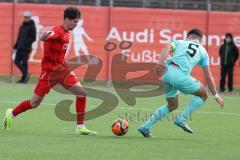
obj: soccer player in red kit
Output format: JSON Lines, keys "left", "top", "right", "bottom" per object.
{"left": 3, "top": 7, "right": 97, "bottom": 135}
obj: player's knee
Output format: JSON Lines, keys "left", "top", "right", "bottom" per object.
{"left": 203, "top": 93, "right": 208, "bottom": 101}
{"left": 30, "top": 100, "right": 41, "bottom": 108}
{"left": 81, "top": 89, "right": 87, "bottom": 96}
{"left": 200, "top": 91, "right": 208, "bottom": 101}
{"left": 76, "top": 88, "right": 87, "bottom": 97}
{"left": 168, "top": 103, "right": 178, "bottom": 111}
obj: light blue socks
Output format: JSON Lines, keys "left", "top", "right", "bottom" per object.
{"left": 143, "top": 105, "right": 169, "bottom": 130}
{"left": 142, "top": 96, "right": 204, "bottom": 130}
{"left": 176, "top": 96, "right": 204, "bottom": 124}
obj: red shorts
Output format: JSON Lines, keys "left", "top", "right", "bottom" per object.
{"left": 34, "top": 71, "right": 78, "bottom": 96}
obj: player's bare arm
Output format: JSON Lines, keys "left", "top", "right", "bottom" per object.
{"left": 40, "top": 31, "right": 52, "bottom": 41}
{"left": 202, "top": 66, "right": 224, "bottom": 108}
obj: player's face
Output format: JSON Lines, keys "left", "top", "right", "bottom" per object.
{"left": 67, "top": 18, "right": 80, "bottom": 31}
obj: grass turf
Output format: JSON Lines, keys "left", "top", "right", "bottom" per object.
{"left": 0, "top": 82, "right": 240, "bottom": 160}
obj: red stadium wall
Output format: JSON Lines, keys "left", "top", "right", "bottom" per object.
{"left": 0, "top": 3, "right": 239, "bottom": 85}
{"left": 0, "top": 3, "right": 14, "bottom": 75}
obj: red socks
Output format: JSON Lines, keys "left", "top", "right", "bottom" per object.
{"left": 12, "top": 98, "right": 86, "bottom": 125}
{"left": 12, "top": 100, "right": 32, "bottom": 117}
{"left": 76, "top": 96, "right": 86, "bottom": 125}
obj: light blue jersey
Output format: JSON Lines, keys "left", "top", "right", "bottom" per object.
{"left": 163, "top": 39, "right": 210, "bottom": 97}
{"left": 166, "top": 40, "right": 209, "bottom": 75}
{"left": 140, "top": 39, "right": 209, "bottom": 134}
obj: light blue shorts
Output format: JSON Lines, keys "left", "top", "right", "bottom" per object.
{"left": 162, "top": 65, "right": 201, "bottom": 98}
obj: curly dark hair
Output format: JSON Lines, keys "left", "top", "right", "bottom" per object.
{"left": 64, "top": 7, "right": 81, "bottom": 20}
{"left": 187, "top": 28, "right": 203, "bottom": 38}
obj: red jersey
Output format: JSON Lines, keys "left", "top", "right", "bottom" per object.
{"left": 42, "top": 25, "right": 70, "bottom": 72}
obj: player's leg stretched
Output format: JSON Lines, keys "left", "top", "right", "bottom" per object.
{"left": 3, "top": 94, "right": 44, "bottom": 130}
{"left": 174, "top": 85, "right": 208, "bottom": 133}
{"left": 68, "top": 83, "right": 97, "bottom": 135}
{"left": 138, "top": 96, "right": 178, "bottom": 137}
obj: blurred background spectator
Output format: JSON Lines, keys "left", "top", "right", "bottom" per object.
{"left": 219, "top": 33, "right": 239, "bottom": 94}
{"left": 13, "top": 11, "right": 36, "bottom": 83}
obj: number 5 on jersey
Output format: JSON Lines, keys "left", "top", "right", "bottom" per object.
{"left": 187, "top": 43, "right": 199, "bottom": 57}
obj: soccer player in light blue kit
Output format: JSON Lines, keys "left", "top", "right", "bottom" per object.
{"left": 138, "top": 28, "right": 224, "bottom": 137}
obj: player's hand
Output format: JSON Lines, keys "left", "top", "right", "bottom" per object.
{"left": 154, "top": 63, "right": 166, "bottom": 75}
{"left": 214, "top": 95, "right": 224, "bottom": 109}
{"left": 40, "top": 31, "right": 52, "bottom": 41}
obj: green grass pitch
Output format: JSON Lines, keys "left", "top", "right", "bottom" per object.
{"left": 0, "top": 82, "right": 240, "bottom": 160}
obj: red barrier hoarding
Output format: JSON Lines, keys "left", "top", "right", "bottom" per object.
{"left": 0, "top": 3, "right": 239, "bottom": 85}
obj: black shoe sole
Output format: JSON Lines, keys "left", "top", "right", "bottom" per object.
{"left": 138, "top": 128, "right": 151, "bottom": 137}
{"left": 176, "top": 123, "right": 193, "bottom": 134}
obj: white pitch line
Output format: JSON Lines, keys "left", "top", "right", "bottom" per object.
{"left": 0, "top": 100, "right": 240, "bottom": 117}
{"left": 0, "top": 101, "right": 56, "bottom": 106}
{"left": 195, "top": 111, "right": 240, "bottom": 116}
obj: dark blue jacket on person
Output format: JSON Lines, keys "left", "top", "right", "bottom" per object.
{"left": 219, "top": 33, "right": 239, "bottom": 66}
{"left": 14, "top": 19, "right": 36, "bottom": 52}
